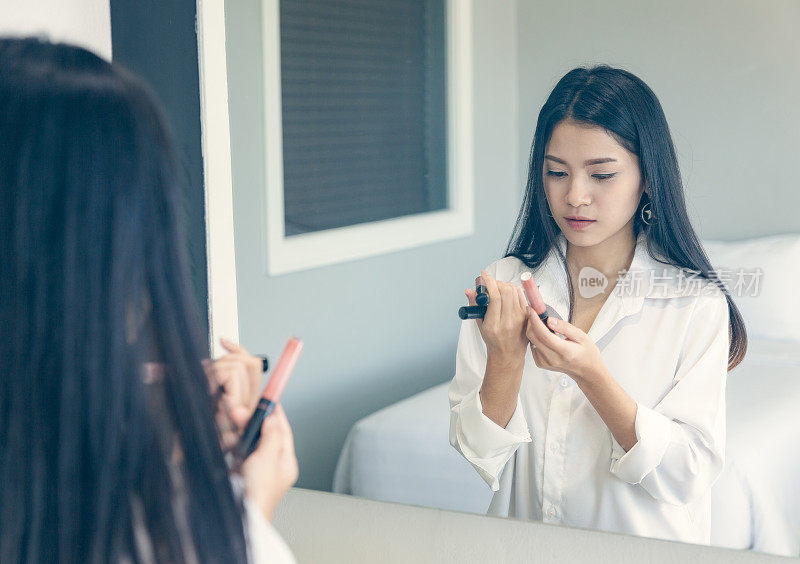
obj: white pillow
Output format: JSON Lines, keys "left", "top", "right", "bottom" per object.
{"left": 701, "top": 233, "right": 800, "bottom": 343}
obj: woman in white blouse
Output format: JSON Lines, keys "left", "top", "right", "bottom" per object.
{"left": 449, "top": 64, "right": 747, "bottom": 546}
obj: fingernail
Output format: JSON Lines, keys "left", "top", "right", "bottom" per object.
{"left": 548, "top": 318, "right": 557, "bottom": 327}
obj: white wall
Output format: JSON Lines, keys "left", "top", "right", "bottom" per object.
{"left": 0, "top": 0, "right": 111, "bottom": 59}
{"left": 516, "top": 0, "right": 800, "bottom": 241}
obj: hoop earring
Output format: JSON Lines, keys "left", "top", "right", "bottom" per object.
{"left": 640, "top": 202, "right": 654, "bottom": 225}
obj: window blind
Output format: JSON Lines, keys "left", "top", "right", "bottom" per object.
{"left": 279, "top": 0, "right": 447, "bottom": 236}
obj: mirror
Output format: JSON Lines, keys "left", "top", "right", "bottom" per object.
{"left": 217, "top": 0, "right": 800, "bottom": 558}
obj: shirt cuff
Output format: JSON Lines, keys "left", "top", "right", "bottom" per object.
{"left": 609, "top": 402, "right": 673, "bottom": 485}
{"left": 452, "top": 385, "right": 532, "bottom": 491}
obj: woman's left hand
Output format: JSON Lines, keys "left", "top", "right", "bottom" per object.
{"left": 205, "top": 338, "right": 264, "bottom": 452}
{"left": 525, "top": 309, "right": 605, "bottom": 384}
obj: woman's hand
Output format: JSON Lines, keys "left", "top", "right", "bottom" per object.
{"left": 525, "top": 312, "right": 605, "bottom": 384}
{"left": 204, "top": 337, "right": 299, "bottom": 521}
{"left": 465, "top": 269, "right": 530, "bottom": 367}
{"left": 240, "top": 403, "right": 299, "bottom": 522}
{"left": 205, "top": 338, "right": 263, "bottom": 452}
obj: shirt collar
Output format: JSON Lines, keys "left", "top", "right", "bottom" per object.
{"left": 532, "top": 231, "right": 686, "bottom": 344}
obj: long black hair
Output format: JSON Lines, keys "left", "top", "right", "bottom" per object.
{"left": 0, "top": 38, "right": 249, "bottom": 562}
{"left": 506, "top": 64, "right": 747, "bottom": 371}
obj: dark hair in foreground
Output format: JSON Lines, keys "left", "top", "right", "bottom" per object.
{"left": 506, "top": 64, "right": 747, "bottom": 371}
{"left": 0, "top": 38, "right": 248, "bottom": 562}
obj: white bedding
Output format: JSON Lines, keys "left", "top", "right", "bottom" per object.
{"left": 332, "top": 338, "right": 800, "bottom": 557}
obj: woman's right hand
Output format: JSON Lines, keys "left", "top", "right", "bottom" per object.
{"left": 465, "top": 269, "right": 531, "bottom": 367}
{"left": 240, "top": 403, "right": 299, "bottom": 522}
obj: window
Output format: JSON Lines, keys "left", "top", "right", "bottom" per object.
{"left": 262, "top": 0, "right": 473, "bottom": 275}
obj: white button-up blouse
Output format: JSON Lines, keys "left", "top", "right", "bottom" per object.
{"left": 448, "top": 232, "right": 730, "bottom": 545}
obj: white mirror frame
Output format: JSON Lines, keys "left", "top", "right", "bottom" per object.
{"left": 197, "top": 0, "right": 240, "bottom": 358}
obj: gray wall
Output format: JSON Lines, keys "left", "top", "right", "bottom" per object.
{"left": 225, "top": 0, "right": 520, "bottom": 490}
{"left": 516, "top": 0, "right": 800, "bottom": 240}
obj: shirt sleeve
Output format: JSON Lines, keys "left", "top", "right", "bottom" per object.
{"left": 448, "top": 261, "right": 532, "bottom": 492}
{"left": 243, "top": 496, "right": 298, "bottom": 564}
{"left": 608, "top": 288, "right": 730, "bottom": 506}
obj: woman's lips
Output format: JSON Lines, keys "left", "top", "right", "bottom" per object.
{"left": 565, "top": 218, "right": 596, "bottom": 230}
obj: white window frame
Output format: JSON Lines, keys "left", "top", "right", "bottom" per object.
{"left": 261, "top": 0, "right": 474, "bottom": 276}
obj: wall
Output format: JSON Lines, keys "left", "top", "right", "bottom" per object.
{"left": 225, "top": 0, "right": 520, "bottom": 490}
{"left": 0, "top": 0, "right": 111, "bottom": 59}
{"left": 516, "top": 0, "right": 800, "bottom": 240}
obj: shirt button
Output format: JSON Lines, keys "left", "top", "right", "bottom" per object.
{"left": 549, "top": 443, "right": 559, "bottom": 454}
{"left": 547, "top": 506, "right": 557, "bottom": 518}
{"left": 560, "top": 377, "right": 569, "bottom": 387}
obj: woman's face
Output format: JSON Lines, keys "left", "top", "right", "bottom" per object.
{"left": 542, "top": 119, "right": 646, "bottom": 245}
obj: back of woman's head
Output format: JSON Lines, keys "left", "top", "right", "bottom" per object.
{"left": 0, "top": 37, "right": 247, "bottom": 563}
{"left": 506, "top": 64, "right": 746, "bottom": 370}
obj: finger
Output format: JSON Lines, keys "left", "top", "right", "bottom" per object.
{"left": 218, "top": 369, "right": 245, "bottom": 409}
{"left": 481, "top": 270, "right": 501, "bottom": 325}
{"left": 244, "top": 356, "right": 262, "bottom": 404}
{"left": 465, "top": 288, "right": 483, "bottom": 329}
{"left": 529, "top": 341, "right": 542, "bottom": 365}
{"left": 212, "top": 357, "right": 249, "bottom": 372}
{"left": 214, "top": 357, "right": 259, "bottom": 401}
{"left": 526, "top": 308, "right": 569, "bottom": 353}
{"left": 228, "top": 405, "right": 252, "bottom": 429}
{"left": 252, "top": 417, "right": 279, "bottom": 458}
{"left": 498, "top": 283, "right": 519, "bottom": 321}
{"left": 516, "top": 285, "right": 528, "bottom": 312}
{"left": 497, "top": 282, "right": 517, "bottom": 323}
{"left": 545, "top": 317, "right": 584, "bottom": 343}
{"left": 212, "top": 364, "right": 242, "bottom": 393}
{"left": 525, "top": 310, "right": 544, "bottom": 349}
{"left": 221, "top": 337, "right": 249, "bottom": 355}
{"left": 465, "top": 288, "right": 477, "bottom": 306}
{"left": 257, "top": 409, "right": 288, "bottom": 457}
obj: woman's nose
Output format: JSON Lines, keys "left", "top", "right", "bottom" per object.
{"left": 565, "top": 178, "right": 592, "bottom": 207}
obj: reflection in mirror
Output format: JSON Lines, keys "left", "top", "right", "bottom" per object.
{"left": 223, "top": 0, "right": 800, "bottom": 558}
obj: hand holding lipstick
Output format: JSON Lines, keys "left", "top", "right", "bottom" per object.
{"left": 206, "top": 337, "right": 265, "bottom": 452}
{"left": 524, "top": 307, "right": 606, "bottom": 384}
{"left": 239, "top": 403, "right": 298, "bottom": 522}
{"left": 465, "top": 269, "right": 530, "bottom": 365}
{"left": 206, "top": 337, "right": 299, "bottom": 522}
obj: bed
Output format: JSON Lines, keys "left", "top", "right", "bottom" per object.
{"left": 332, "top": 335, "right": 800, "bottom": 557}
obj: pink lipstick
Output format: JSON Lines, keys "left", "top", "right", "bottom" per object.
{"left": 520, "top": 272, "right": 557, "bottom": 334}
{"left": 232, "top": 336, "right": 304, "bottom": 461}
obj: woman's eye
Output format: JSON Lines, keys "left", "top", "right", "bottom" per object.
{"left": 546, "top": 171, "right": 617, "bottom": 181}
{"left": 593, "top": 173, "right": 617, "bottom": 181}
